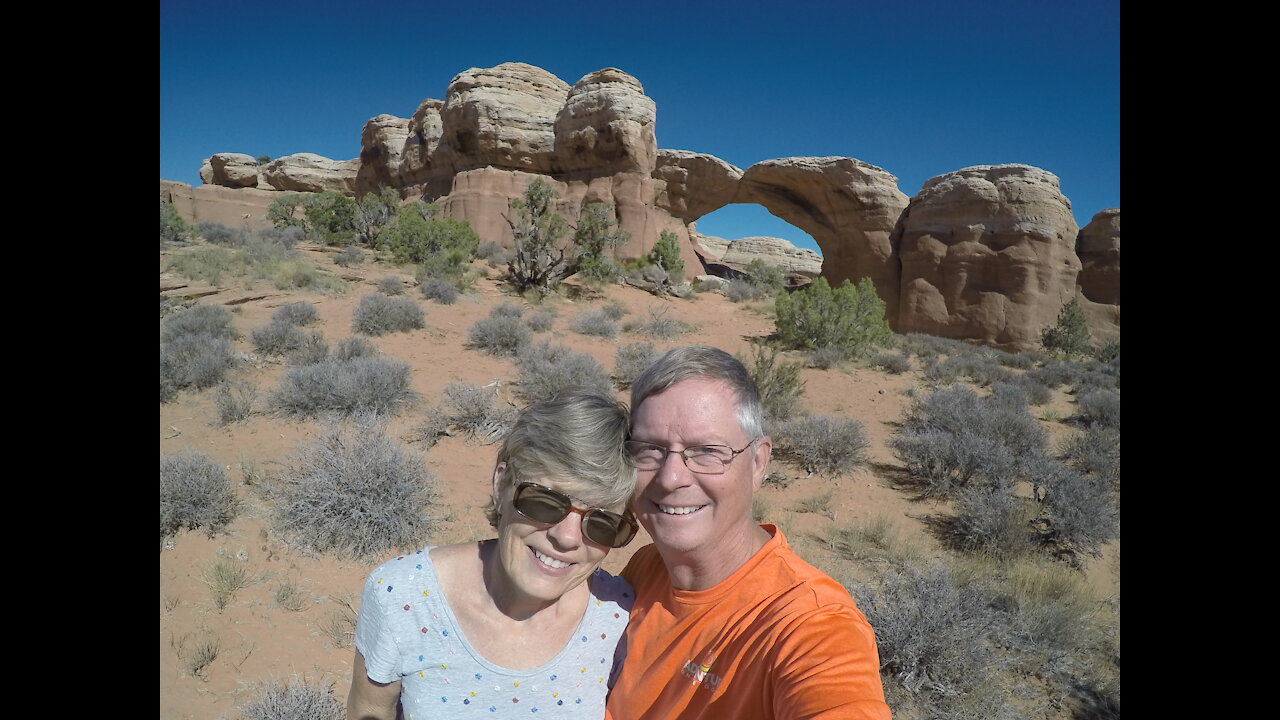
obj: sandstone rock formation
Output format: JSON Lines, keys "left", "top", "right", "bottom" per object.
{"left": 1077, "top": 208, "right": 1120, "bottom": 306}
{"left": 187, "top": 61, "right": 1119, "bottom": 349}
{"left": 720, "top": 237, "right": 822, "bottom": 277}
{"left": 262, "top": 153, "right": 359, "bottom": 194}
{"left": 895, "top": 164, "right": 1081, "bottom": 351}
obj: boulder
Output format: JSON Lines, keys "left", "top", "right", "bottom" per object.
{"left": 720, "top": 236, "right": 822, "bottom": 277}
{"left": 690, "top": 231, "right": 730, "bottom": 261}
{"left": 261, "top": 153, "right": 359, "bottom": 194}
{"left": 554, "top": 68, "right": 657, "bottom": 175}
{"left": 895, "top": 164, "right": 1081, "bottom": 351}
{"left": 440, "top": 62, "right": 569, "bottom": 174}
{"left": 207, "top": 153, "right": 261, "bottom": 188}
{"left": 1077, "top": 208, "right": 1120, "bottom": 305}
{"left": 654, "top": 150, "right": 744, "bottom": 222}
{"left": 355, "top": 114, "right": 411, "bottom": 195}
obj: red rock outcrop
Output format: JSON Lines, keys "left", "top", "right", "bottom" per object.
{"left": 895, "top": 164, "right": 1082, "bottom": 351}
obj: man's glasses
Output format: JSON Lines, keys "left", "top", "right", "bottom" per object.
{"left": 624, "top": 439, "right": 757, "bottom": 475}
{"left": 512, "top": 482, "right": 639, "bottom": 548}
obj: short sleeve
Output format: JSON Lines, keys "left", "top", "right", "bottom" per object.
{"left": 770, "top": 605, "right": 892, "bottom": 720}
{"left": 353, "top": 566, "right": 403, "bottom": 684}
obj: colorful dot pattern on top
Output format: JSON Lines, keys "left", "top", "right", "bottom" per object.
{"left": 353, "top": 546, "right": 633, "bottom": 718}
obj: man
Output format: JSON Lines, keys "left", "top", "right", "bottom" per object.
{"left": 605, "top": 346, "right": 891, "bottom": 720}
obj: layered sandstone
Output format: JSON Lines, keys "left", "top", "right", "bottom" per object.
{"left": 262, "top": 153, "right": 359, "bottom": 194}
{"left": 720, "top": 237, "right": 822, "bottom": 277}
{"left": 895, "top": 164, "right": 1081, "bottom": 351}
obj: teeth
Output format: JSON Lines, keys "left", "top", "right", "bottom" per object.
{"left": 659, "top": 505, "right": 704, "bottom": 515}
{"left": 534, "top": 550, "right": 569, "bottom": 569}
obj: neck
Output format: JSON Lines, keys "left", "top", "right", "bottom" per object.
{"left": 660, "top": 523, "right": 772, "bottom": 591}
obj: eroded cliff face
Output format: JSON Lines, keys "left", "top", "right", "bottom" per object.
{"left": 191, "top": 62, "right": 1119, "bottom": 348}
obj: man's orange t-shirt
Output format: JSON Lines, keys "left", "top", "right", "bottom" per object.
{"left": 605, "top": 524, "right": 891, "bottom": 720}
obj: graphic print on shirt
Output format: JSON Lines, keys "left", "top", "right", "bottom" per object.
{"left": 679, "top": 649, "right": 722, "bottom": 693}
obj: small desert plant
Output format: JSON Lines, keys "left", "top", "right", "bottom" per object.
{"left": 602, "top": 299, "right": 629, "bottom": 321}
{"left": 808, "top": 346, "right": 846, "bottom": 370}
{"left": 270, "top": 356, "right": 415, "bottom": 418}
{"left": 739, "top": 343, "right": 806, "bottom": 422}
{"left": 161, "top": 303, "right": 238, "bottom": 344}
{"left": 774, "top": 415, "right": 871, "bottom": 476}
{"left": 250, "top": 320, "right": 309, "bottom": 357}
{"left": 475, "top": 240, "right": 504, "bottom": 260}
{"left": 491, "top": 302, "right": 526, "bottom": 318}
{"left": 649, "top": 229, "right": 685, "bottom": 282}
{"left": 1040, "top": 297, "right": 1090, "bottom": 357}
{"left": 160, "top": 334, "right": 235, "bottom": 402}
{"left": 724, "top": 277, "right": 768, "bottom": 303}
{"left": 331, "top": 336, "right": 378, "bottom": 362}
{"left": 775, "top": 276, "right": 892, "bottom": 357}
{"left": 441, "top": 382, "right": 518, "bottom": 444}
{"left": 626, "top": 306, "right": 695, "bottom": 339}
{"left": 214, "top": 379, "right": 257, "bottom": 424}
{"left": 175, "top": 630, "right": 220, "bottom": 678}
{"left": 1060, "top": 425, "right": 1121, "bottom": 490}
{"left": 467, "top": 314, "right": 532, "bottom": 357}
{"left": 272, "top": 302, "right": 318, "bottom": 326}
{"left": 569, "top": 308, "right": 620, "bottom": 338}
{"left": 1037, "top": 459, "right": 1119, "bottom": 561}
{"left": 1076, "top": 389, "right": 1121, "bottom": 429}
{"left": 241, "top": 678, "right": 345, "bottom": 720}
{"left": 160, "top": 452, "right": 238, "bottom": 539}
{"left": 408, "top": 404, "right": 452, "bottom": 448}
{"left": 419, "top": 277, "right": 460, "bottom": 304}
{"left": 333, "top": 245, "right": 365, "bottom": 267}
{"left": 526, "top": 309, "right": 556, "bottom": 332}
{"left": 196, "top": 221, "right": 248, "bottom": 247}
{"left": 515, "top": 341, "right": 613, "bottom": 404}
{"left": 274, "top": 579, "right": 311, "bottom": 612}
{"left": 1000, "top": 351, "right": 1038, "bottom": 369}
{"left": 614, "top": 342, "right": 657, "bottom": 389}
{"left": 376, "top": 276, "right": 405, "bottom": 296}
{"left": 269, "top": 413, "right": 436, "bottom": 560}
{"left": 351, "top": 293, "right": 425, "bottom": 336}
{"left": 826, "top": 515, "right": 923, "bottom": 569}
{"left": 203, "top": 556, "right": 255, "bottom": 610}
{"left": 790, "top": 490, "right": 834, "bottom": 518}
{"left": 873, "top": 350, "right": 911, "bottom": 375}
{"left": 286, "top": 331, "right": 329, "bottom": 366}
{"left": 160, "top": 200, "right": 194, "bottom": 244}
{"left": 949, "top": 482, "right": 1039, "bottom": 559}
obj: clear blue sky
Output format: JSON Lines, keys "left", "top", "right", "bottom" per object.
{"left": 160, "top": 0, "right": 1119, "bottom": 256}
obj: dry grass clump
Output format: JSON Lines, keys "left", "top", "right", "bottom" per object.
{"left": 467, "top": 313, "right": 532, "bottom": 357}
{"left": 613, "top": 342, "right": 657, "bottom": 389}
{"left": 352, "top": 293, "right": 425, "bottom": 335}
{"left": 270, "top": 355, "right": 415, "bottom": 418}
{"left": 174, "top": 630, "right": 221, "bottom": 679}
{"left": 240, "top": 677, "right": 344, "bottom": 720}
{"left": 515, "top": 341, "right": 612, "bottom": 404}
{"left": 773, "top": 415, "right": 870, "bottom": 476}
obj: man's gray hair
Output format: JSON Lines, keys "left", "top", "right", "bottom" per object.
{"left": 628, "top": 345, "right": 764, "bottom": 441}
{"left": 486, "top": 386, "right": 634, "bottom": 528}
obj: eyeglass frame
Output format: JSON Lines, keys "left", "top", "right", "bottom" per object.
{"left": 511, "top": 482, "right": 639, "bottom": 548}
{"left": 623, "top": 438, "right": 761, "bottom": 475}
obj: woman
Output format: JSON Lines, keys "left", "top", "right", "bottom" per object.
{"left": 347, "top": 387, "right": 639, "bottom": 719}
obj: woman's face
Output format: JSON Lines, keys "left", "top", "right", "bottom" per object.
{"left": 493, "top": 467, "right": 621, "bottom": 606}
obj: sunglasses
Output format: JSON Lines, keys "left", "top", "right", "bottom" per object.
{"left": 512, "top": 482, "right": 639, "bottom": 548}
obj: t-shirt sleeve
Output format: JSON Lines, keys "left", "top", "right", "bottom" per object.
{"left": 770, "top": 604, "right": 892, "bottom": 720}
{"left": 353, "top": 566, "right": 403, "bottom": 684}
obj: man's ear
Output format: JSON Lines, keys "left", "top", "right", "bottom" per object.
{"left": 750, "top": 436, "right": 772, "bottom": 492}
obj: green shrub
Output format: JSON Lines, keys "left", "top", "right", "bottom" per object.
{"left": 255, "top": 154, "right": 271, "bottom": 165}
{"left": 515, "top": 341, "right": 612, "bottom": 404}
{"left": 351, "top": 293, "right": 425, "bottom": 336}
{"left": 573, "top": 203, "right": 629, "bottom": 286}
{"left": 1040, "top": 298, "right": 1090, "bottom": 357}
{"left": 739, "top": 343, "right": 806, "bottom": 422}
{"left": 241, "top": 678, "right": 344, "bottom": 720}
{"left": 160, "top": 452, "right": 238, "bottom": 539}
{"left": 744, "top": 258, "right": 786, "bottom": 295}
{"left": 467, "top": 315, "right": 532, "bottom": 357}
{"left": 378, "top": 204, "right": 479, "bottom": 284}
{"left": 724, "top": 278, "right": 768, "bottom": 303}
{"left": 774, "top": 277, "right": 892, "bottom": 357}
{"left": 774, "top": 415, "right": 870, "bottom": 475}
{"left": 270, "top": 356, "right": 415, "bottom": 418}
{"left": 160, "top": 200, "right": 193, "bottom": 245}
{"left": 353, "top": 187, "right": 401, "bottom": 245}
{"left": 267, "top": 191, "right": 360, "bottom": 246}
{"left": 504, "top": 180, "right": 573, "bottom": 296}
{"left": 614, "top": 342, "right": 657, "bottom": 389}
{"left": 649, "top": 229, "right": 685, "bottom": 283}
{"left": 269, "top": 413, "right": 435, "bottom": 560}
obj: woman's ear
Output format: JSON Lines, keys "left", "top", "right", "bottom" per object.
{"left": 491, "top": 462, "right": 509, "bottom": 509}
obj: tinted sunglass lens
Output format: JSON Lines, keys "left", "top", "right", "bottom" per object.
{"left": 516, "top": 486, "right": 571, "bottom": 524}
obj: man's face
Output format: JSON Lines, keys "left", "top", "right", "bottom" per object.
{"left": 629, "top": 377, "right": 771, "bottom": 559}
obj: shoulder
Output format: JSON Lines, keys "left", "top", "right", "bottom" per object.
{"left": 619, "top": 543, "right": 667, "bottom": 588}
{"left": 589, "top": 568, "right": 635, "bottom": 613}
